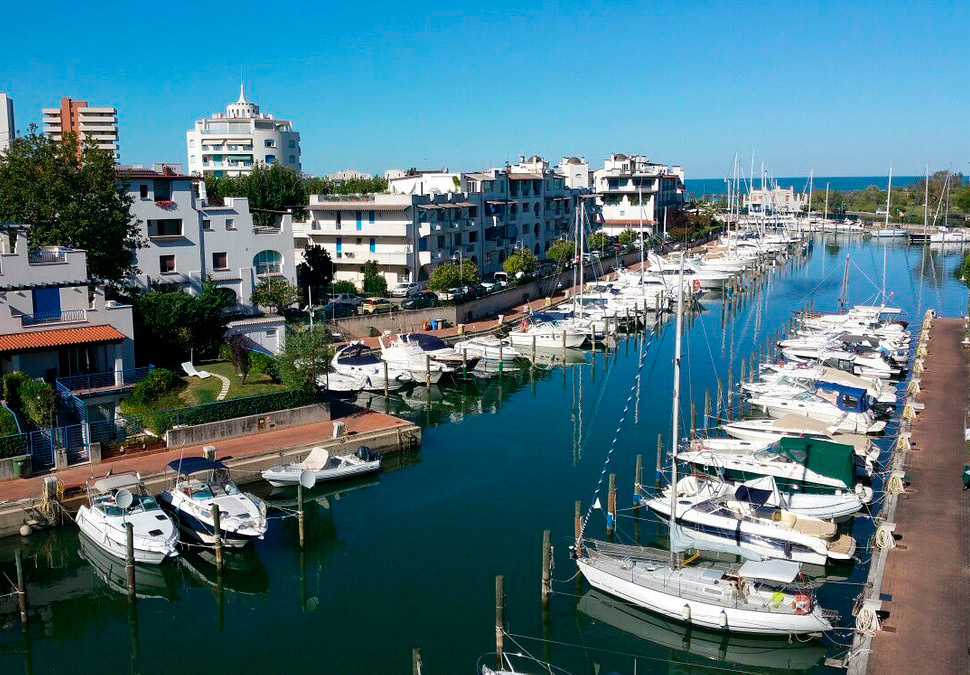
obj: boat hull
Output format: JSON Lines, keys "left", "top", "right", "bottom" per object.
{"left": 76, "top": 508, "right": 178, "bottom": 565}
{"left": 262, "top": 459, "right": 381, "bottom": 488}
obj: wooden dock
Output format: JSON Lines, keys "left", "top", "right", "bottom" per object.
{"left": 864, "top": 318, "right": 970, "bottom": 673}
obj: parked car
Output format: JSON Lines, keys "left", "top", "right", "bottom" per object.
{"left": 330, "top": 293, "right": 364, "bottom": 306}
{"left": 481, "top": 272, "right": 509, "bottom": 292}
{"left": 315, "top": 302, "right": 357, "bottom": 320}
{"left": 360, "top": 298, "right": 395, "bottom": 314}
{"left": 537, "top": 262, "right": 557, "bottom": 277}
{"left": 401, "top": 291, "right": 439, "bottom": 310}
{"left": 466, "top": 283, "right": 488, "bottom": 298}
{"left": 390, "top": 282, "right": 420, "bottom": 298}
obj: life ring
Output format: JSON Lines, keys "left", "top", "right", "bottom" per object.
{"left": 791, "top": 594, "right": 812, "bottom": 615}
{"left": 692, "top": 279, "right": 701, "bottom": 293}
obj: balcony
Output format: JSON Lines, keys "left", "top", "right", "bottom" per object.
{"left": 21, "top": 309, "right": 87, "bottom": 327}
{"left": 56, "top": 365, "right": 154, "bottom": 400}
{"left": 253, "top": 226, "right": 283, "bottom": 236}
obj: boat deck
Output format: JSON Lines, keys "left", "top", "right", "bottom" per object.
{"left": 867, "top": 318, "right": 970, "bottom": 673}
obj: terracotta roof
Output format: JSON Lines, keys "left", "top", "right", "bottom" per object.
{"left": 0, "top": 325, "right": 126, "bottom": 353}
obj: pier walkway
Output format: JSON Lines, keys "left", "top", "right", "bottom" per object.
{"left": 867, "top": 318, "right": 970, "bottom": 673}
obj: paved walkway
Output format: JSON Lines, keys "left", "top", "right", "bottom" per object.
{"left": 867, "top": 318, "right": 970, "bottom": 673}
{"left": 212, "top": 372, "right": 230, "bottom": 400}
{"left": 0, "top": 410, "right": 412, "bottom": 505}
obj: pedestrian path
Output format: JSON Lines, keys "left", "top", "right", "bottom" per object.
{"left": 212, "top": 372, "right": 230, "bottom": 400}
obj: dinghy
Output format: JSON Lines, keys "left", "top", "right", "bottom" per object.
{"left": 262, "top": 446, "right": 381, "bottom": 488}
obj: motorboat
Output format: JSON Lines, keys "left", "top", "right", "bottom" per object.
{"left": 158, "top": 458, "right": 267, "bottom": 548}
{"left": 452, "top": 335, "right": 521, "bottom": 361}
{"left": 746, "top": 387, "right": 887, "bottom": 434}
{"left": 332, "top": 342, "right": 414, "bottom": 390}
{"left": 377, "top": 333, "right": 455, "bottom": 383}
{"left": 759, "top": 363, "right": 897, "bottom": 406}
{"left": 720, "top": 414, "right": 878, "bottom": 462}
{"left": 678, "top": 436, "right": 869, "bottom": 494}
{"left": 870, "top": 228, "right": 907, "bottom": 238}
{"left": 76, "top": 473, "right": 179, "bottom": 565}
{"left": 507, "top": 315, "right": 586, "bottom": 349}
{"left": 262, "top": 446, "right": 381, "bottom": 488}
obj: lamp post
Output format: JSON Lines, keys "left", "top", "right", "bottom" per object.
{"left": 452, "top": 249, "right": 463, "bottom": 286}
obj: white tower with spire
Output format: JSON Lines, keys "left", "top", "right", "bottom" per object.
{"left": 186, "top": 84, "right": 301, "bottom": 178}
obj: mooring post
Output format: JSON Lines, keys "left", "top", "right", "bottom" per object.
{"left": 412, "top": 647, "right": 423, "bottom": 675}
{"left": 499, "top": 341, "right": 504, "bottom": 374}
{"left": 297, "top": 482, "right": 305, "bottom": 550}
{"left": 15, "top": 548, "right": 28, "bottom": 627}
{"left": 607, "top": 473, "right": 617, "bottom": 536}
{"left": 125, "top": 522, "right": 136, "bottom": 602}
{"left": 634, "top": 453, "right": 643, "bottom": 503}
{"left": 532, "top": 335, "right": 536, "bottom": 361}
{"left": 425, "top": 354, "right": 432, "bottom": 391}
{"left": 211, "top": 503, "right": 223, "bottom": 571}
{"left": 495, "top": 575, "right": 505, "bottom": 668}
{"left": 573, "top": 500, "right": 583, "bottom": 556}
{"left": 383, "top": 360, "right": 390, "bottom": 398}
{"left": 704, "top": 389, "right": 712, "bottom": 430}
{"left": 655, "top": 433, "right": 663, "bottom": 487}
{"left": 541, "top": 529, "right": 552, "bottom": 609}
{"left": 726, "top": 366, "right": 734, "bottom": 419}
{"left": 462, "top": 348, "right": 467, "bottom": 378}
{"left": 689, "top": 401, "right": 696, "bottom": 436}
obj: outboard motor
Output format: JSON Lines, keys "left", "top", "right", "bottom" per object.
{"left": 356, "top": 446, "right": 373, "bottom": 461}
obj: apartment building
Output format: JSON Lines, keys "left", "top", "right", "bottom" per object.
{"left": 186, "top": 86, "right": 301, "bottom": 177}
{"left": 744, "top": 186, "right": 808, "bottom": 214}
{"left": 593, "top": 153, "right": 685, "bottom": 236}
{"left": 0, "top": 93, "right": 14, "bottom": 152}
{"left": 42, "top": 97, "right": 119, "bottom": 158}
{"left": 294, "top": 156, "right": 589, "bottom": 285}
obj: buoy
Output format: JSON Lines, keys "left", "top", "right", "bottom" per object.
{"left": 19, "top": 524, "right": 32, "bottom": 537}
{"left": 681, "top": 604, "right": 691, "bottom": 622}
{"left": 719, "top": 610, "right": 728, "bottom": 628}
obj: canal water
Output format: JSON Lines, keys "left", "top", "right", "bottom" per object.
{"left": 0, "top": 236, "right": 967, "bottom": 674}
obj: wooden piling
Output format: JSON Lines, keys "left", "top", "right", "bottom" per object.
{"left": 634, "top": 453, "right": 643, "bottom": 498}
{"left": 495, "top": 575, "right": 505, "bottom": 668}
{"left": 462, "top": 349, "right": 467, "bottom": 378}
{"left": 655, "top": 433, "right": 663, "bottom": 487}
{"left": 499, "top": 342, "right": 504, "bottom": 373}
{"left": 412, "top": 647, "right": 423, "bottom": 675}
{"left": 14, "top": 548, "right": 28, "bottom": 626}
{"left": 541, "top": 529, "right": 552, "bottom": 609}
{"left": 426, "top": 354, "right": 432, "bottom": 391}
{"left": 384, "top": 360, "right": 389, "bottom": 398}
{"left": 704, "top": 389, "right": 711, "bottom": 430}
{"left": 574, "top": 500, "right": 583, "bottom": 556}
{"left": 125, "top": 522, "right": 136, "bottom": 602}
{"left": 211, "top": 503, "right": 223, "bottom": 571}
{"left": 689, "top": 401, "right": 696, "bottom": 436}
{"left": 607, "top": 473, "right": 617, "bottom": 536}
{"left": 716, "top": 378, "right": 723, "bottom": 418}
{"left": 297, "top": 482, "right": 305, "bottom": 549}
{"left": 726, "top": 366, "right": 734, "bottom": 419}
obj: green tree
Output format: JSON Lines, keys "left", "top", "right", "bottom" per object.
{"left": 134, "top": 279, "right": 230, "bottom": 366}
{"left": 226, "top": 334, "right": 251, "bottom": 382}
{"left": 618, "top": 229, "right": 635, "bottom": 246}
{"left": 331, "top": 280, "right": 359, "bottom": 295}
{"left": 296, "top": 243, "right": 335, "bottom": 296}
{"left": 303, "top": 176, "right": 388, "bottom": 196}
{"left": 546, "top": 240, "right": 575, "bottom": 266}
{"left": 251, "top": 278, "right": 301, "bottom": 314}
{"left": 274, "top": 325, "right": 332, "bottom": 392}
{"left": 0, "top": 126, "right": 142, "bottom": 284}
{"left": 360, "top": 260, "right": 388, "bottom": 295}
{"left": 427, "top": 260, "right": 479, "bottom": 291}
{"left": 207, "top": 164, "right": 308, "bottom": 227}
{"left": 503, "top": 248, "right": 538, "bottom": 278}
{"left": 587, "top": 231, "right": 610, "bottom": 250}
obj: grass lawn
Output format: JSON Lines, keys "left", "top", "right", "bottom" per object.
{"left": 198, "top": 360, "right": 288, "bottom": 400}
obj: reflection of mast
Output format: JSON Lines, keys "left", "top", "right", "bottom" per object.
{"left": 838, "top": 255, "right": 851, "bottom": 313}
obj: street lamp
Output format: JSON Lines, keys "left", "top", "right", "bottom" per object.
{"left": 452, "top": 249, "right": 463, "bottom": 285}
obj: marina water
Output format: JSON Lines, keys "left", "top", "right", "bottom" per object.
{"left": 1, "top": 236, "right": 967, "bottom": 673}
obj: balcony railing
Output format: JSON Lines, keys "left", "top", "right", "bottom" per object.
{"left": 253, "top": 226, "right": 283, "bottom": 235}
{"left": 28, "top": 250, "right": 67, "bottom": 265}
{"left": 21, "top": 309, "right": 87, "bottom": 326}
{"left": 56, "top": 366, "right": 154, "bottom": 398}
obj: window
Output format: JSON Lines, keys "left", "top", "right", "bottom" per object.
{"left": 265, "top": 155, "right": 276, "bottom": 164}
{"left": 419, "top": 237, "right": 428, "bottom": 252}
{"left": 202, "top": 218, "right": 212, "bottom": 230}
{"left": 355, "top": 210, "right": 362, "bottom": 230}
{"left": 288, "top": 140, "right": 295, "bottom": 148}
{"left": 368, "top": 210, "right": 375, "bottom": 224}
{"left": 437, "top": 235, "right": 445, "bottom": 248}
{"left": 154, "top": 181, "right": 171, "bottom": 201}
{"left": 212, "top": 252, "right": 228, "bottom": 270}
{"left": 335, "top": 238, "right": 342, "bottom": 255}
{"left": 469, "top": 206, "right": 477, "bottom": 217}
{"left": 264, "top": 139, "right": 276, "bottom": 148}
{"left": 226, "top": 218, "right": 235, "bottom": 230}
{"left": 253, "top": 250, "right": 283, "bottom": 275}
{"left": 335, "top": 212, "right": 342, "bottom": 228}
{"left": 289, "top": 155, "right": 296, "bottom": 163}
{"left": 189, "top": 139, "right": 196, "bottom": 148}
{"left": 160, "top": 255, "right": 176, "bottom": 273}
{"left": 139, "top": 184, "right": 149, "bottom": 199}
{"left": 147, "top": 219, "right": 182, "bottom": 237}
{"left": 356, "top": 237, "right": 362, "bottom": 245}
{"left": 369, "top": 237, "right": 376, "bottom": 253}
{"left": 469, "top": 231, "right": 478, "bottom": 242}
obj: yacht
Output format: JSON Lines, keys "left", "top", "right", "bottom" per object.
{"left": 76, "top": 473, "right": 179, "bottom": 565}
{"left": 452, "top": 335, "right": 521, "bottom": 361}
{"left": 377, "top": 333, "right": 457, "bottom": 383}
{"left": 507, "top": 316, "right": 586, "bottom": 349}
{"left": 332, "top": 342, "right": 414, "bottom": 389}
{"left": 746, "top": 386, "right": 887, "bottom": 434}
{"left": 158, "top": 458, "right": 268, "bottom": 548}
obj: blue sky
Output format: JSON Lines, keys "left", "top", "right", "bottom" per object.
{"left": 1, "top": 1, "right": 967, "bottom": 178}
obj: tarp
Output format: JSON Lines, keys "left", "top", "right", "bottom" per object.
{"left": 92, "top": 472, "right": 142, "bottom": 493}
{"left": 167, "top": 457, "right": 226, "bottom": 474}
{"left": 815, "top": 381, "right": 869, "bottom": 413}
{"left": 777, "top": 436, "right": 856, "bottom": 488}
{"left": 737, "top": 559, "right": 801, "bottom": 583}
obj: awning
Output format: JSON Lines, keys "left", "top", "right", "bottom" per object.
{"left": 0, "top": 325, "right": 126, "bottom": 354}
{"left": 737, "top": 559, "right": 801, "bottom": 584}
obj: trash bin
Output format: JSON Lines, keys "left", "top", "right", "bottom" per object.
{"left": 12, "top": 456, "right": 27, "bottom": 478}
{"left": 431, "top": 319, "right": 439, "bottom": 330}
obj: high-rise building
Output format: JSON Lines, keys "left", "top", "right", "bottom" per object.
{"left": 0, "top": 93, "right": 14, "bottom": 152}
{"left": 186, "top": 85, "right": 301, "bottom": 177}
{"left": 41, "top": 97, "right": 119, "bottom": 158}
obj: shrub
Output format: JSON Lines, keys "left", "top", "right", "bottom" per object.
{"left": 219, "top": 343, "right": 232, "bottom": 362}
{"left": 363, "top": 274, "right": 388, "bottom": 296}
{"left": 0, "top": 434, "right": 28, "bottom": 459}
{"left": 332, "top": 280, "right": 358, "bottom": 296}
{"left": 0, "top": 407, "right": 19, "bottom": 436}
{"left": 129, "top": 368, "right": 183, "bottom": 406}
{"left": 19, "top": 379, "right": 55, "bottom": 428}
{"left": 249, "top": 351, "right": 278, "bottom": 381}
{"left": 2, "top": 372, "right": 30, "bottom": 410}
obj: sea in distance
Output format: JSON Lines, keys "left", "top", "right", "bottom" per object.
{"left": 686, "top": 175, "right": 928, "bottom": 197}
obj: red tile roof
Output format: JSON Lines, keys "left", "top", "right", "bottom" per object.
{"left": 0, "top": 325, "right": 126, "bottom": 353}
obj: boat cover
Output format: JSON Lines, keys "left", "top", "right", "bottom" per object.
{"left": 92, "top": 473, "right": 142, "bottom": 493}
{"left": 737, "top": 559, "right": 801, "bottom": 583}
{"left": 167, "top": 457, "right": 225, "bottom": 474}
{"left": 777, "top": 437, "right": 856, "bottom": 487}
{"left": 814, "top": 382, "right": 869, "bottom": 413}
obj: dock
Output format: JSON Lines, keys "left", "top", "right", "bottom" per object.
{"left": 0, "top": 408, "right": 420, "bottom": 538}
{"left": 853, "top": 317, "right": 970, "bottom": 673}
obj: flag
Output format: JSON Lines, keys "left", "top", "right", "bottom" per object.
{"left": 592, "top": 497, "right": 602, "bottom": 510}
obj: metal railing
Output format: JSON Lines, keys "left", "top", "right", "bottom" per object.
{"left": 56, "top": 365, "right": 154, "bottom": 397}
{"left": 28, "top": 250, "right": 67, "bottom": 265}
{"left": 21, "top": 309, "right": 87, "bottom": 326}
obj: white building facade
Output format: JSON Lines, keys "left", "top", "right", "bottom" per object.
{"left": 0, "top": 93, "right": 13, "bottom": 153}
{"left": 42, "top": 97, "right": 119, "bottom": 158}
{"left": 593, "top": 153, "right": 685, "bottom": 236}
{"left": 186, "top": 86, "right": 301, "bottom": 178}
{"left": 744, "top": 186, "right": 808, "bottom": 214}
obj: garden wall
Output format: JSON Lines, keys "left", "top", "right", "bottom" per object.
{"left": 164, "top": 402, "right": 331, "bottom": 448}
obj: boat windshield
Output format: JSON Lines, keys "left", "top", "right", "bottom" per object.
{"left": 791, "top": 391, "right": 819, "bottom": 402}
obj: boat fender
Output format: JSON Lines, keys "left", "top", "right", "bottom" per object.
{"left": 719, "top": 610, "right": 728, "bottom": 628}
{"left": 681, "top": 604, "right": 691, "bottom": 622}
{"left": 791, "top": 594, "right": 812, "bottom": 615}
{"left": 692, "top": 280, "right": 701, "bottom": 293}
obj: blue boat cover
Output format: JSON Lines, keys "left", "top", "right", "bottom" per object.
{"left": 734, "top": 484, "right": 773, "bottom": 506}
{"left": 816, "top": 381, "right": 869, "bottom": 412}
{"left": 167, "top": 457, "right": 225, "bottom": 474}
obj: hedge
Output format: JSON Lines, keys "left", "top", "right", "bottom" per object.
{"left": 0, "top": 433, "right": 28, "bottom": 459}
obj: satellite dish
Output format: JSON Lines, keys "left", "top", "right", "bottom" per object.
{"left": 299, "top": 469, "right": 317, "bottom": 490}
{"left": 115, "top": 488, "right": 134, "bottom": 510}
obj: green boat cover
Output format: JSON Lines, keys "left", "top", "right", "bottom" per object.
{"left": 777, "top": 436, "right": 856, "bottom": 488}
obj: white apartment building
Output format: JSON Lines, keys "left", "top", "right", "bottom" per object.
{"left": 593, "top": 153, "right": 686, "bottom": 236}
{"left": 0, "top": 93, "right": 14, "bottom": 153}
{"left": 186, "top": 86, "right": 301, "bottom": 177}
{"left": 42, "top": 97, "right": 119, "bottom": 158}
{"left": 295, "top": 156, "right": 588, "bottom": 286}
{"left": 123, "top": 165, "right": 294, "bottom": 353}
{"left": 558, "top": 157, "right": 590, "bottom": 189}
{"left": 745, "top": 186, "right": 808, "bottom": 214}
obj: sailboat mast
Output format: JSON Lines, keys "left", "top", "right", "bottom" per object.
{"left": 824, "top": 183, "right": 830, "bottom": 222}
{"left": 923, "top": 163, "right": 929, "bottom": 242}
{"left": 638, "top": 186, "right": 644, "bottom": 285}
{"left": 668, "top": 255, "right": 685, "bottom": 566}
{"left": 882, "top": 167, "right": 892, "bottom": 306}
{"left": 807, "top": 169, "right": 814, "bottom": 228}
{"left": 839, "top": 255, "right": 851, "bottom": 313}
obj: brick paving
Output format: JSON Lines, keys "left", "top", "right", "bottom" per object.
{"left": 868, "top": 318, "right": 970, "bottom": 673}
{"left": 0, "top": 410, "right": 411, "bottom": 505}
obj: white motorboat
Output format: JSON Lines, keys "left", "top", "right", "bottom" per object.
{"left": 76, "top": 473, "right": 179, "bottom": 565}
{"left": 720, "top": 415, "right": 878, "bottom": 462}
{"left": 332, "top": 342, "right": 414, "bottom": 389}
{"left": 746, "top": 388, "right": 887, "bottom": 434}
{"left": 453, "top": 335, "right": 521, "bottom": 361}
{"left": 759, "top": 363, "right": 897, "bottom": 405}
{"left": 870, "top": 228, "right": 907, "bottom": 238}
{"left": 262, "top": 446, "right": 380, "bottom": 488}
{"left": 507, "top": 316, "right": 586, "bottom": 349}
{"left": 158, "top": 458, "right": 267, "bottom": 548}
{"left": 377, "top": 333, "right": 455, "bottom": 383}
